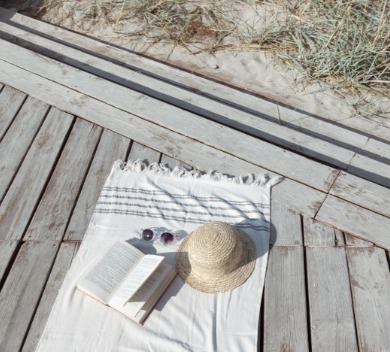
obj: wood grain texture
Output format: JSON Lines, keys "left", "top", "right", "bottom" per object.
{"left": 330, "top": 171, "right": 390, "bottom": 217}
{"left": 287, "top": 116, "right": 370, "bottom": 149}
{"left": 264, "top": 246, "right": 309, "bottom": 351}
{"left": 2, "top": 9, "right": 383, "bottom": 144}
{"left": 344, "top": 233, "right": 373, "bottom": 247}
{"left": 0, "top": 60, "right": 327, "bottom": 216}
{"left": 303, "top": 217, "right": 344, "bottom": 247}
{"left": 270, "top": 203, "right": 302, "bottom": 246}
{"left": 338, "top": 117, "right": 390, "bottom": 142}
{"left": 0, "top": 30, "right": 358, "bottom": 170}
{"left": 0, "top": 10, "right": 283, "bottom": 123}
{"left": 306, "top": 247, "right": 358, "bottom": 351}
{"left": 21, "top": 242, "right": 79, "bottom": 352}
{"left": 0, "top": 96, "right": 49, "bottom": 201}
{"left": 127, "top": 142, "right": 160, "bottom": 165}
{"left": 0, "top": 85, "right": 26, "bottom": 141}
{"left": 347, "top": 247, "right": 390, "bottom": 352}
{"left": 0, "top": 108, "right": 73, "bottom": 241}
{"left": 24, "top": 119, "right": 101, "bottom": 241}
{"left": 0, "top": 42, "right": 339, "bottom": 192}
{"left": 0, "top": 240, "right": 19, "bottom": 285}
{"left": 0, "top": 241, "right": 59, "bottom": 352}
{"left": 160, "top": 155, "right": 192, "bottom": 170}
{"left": 348, "top": 153, "right": 390, "bottom": 188}
{"left": 64, "top": 129, "right": 129, "bottom": 241}
{"left": 316, "top": 195, "right": 390, "bottom": 250}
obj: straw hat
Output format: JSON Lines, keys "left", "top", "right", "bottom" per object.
{"left": 176, "top": 221, "right": 256, "bottom": 293}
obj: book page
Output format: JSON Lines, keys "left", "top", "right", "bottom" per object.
{"left": 108, "top": 255, "right": 163, "bottom": 311}
{"left": 120, "top": 261, "right": 174, "bottom": 318}
{"left": 77, "top": 242, "right": 144, "bottom": 304}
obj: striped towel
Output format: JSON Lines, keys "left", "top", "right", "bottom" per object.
{"left": 37, "top": 160, "right": 281, "bottom": 352}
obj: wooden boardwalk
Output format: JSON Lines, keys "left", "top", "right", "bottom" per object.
{"left": 0, "top": 8, "right": 390, "bottom": 351}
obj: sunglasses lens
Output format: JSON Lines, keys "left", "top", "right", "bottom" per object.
{"left": 142, "top": 229, "right": 154, "bottom": 241}
{"left": 160, "top": 232, "right": 174, "bottom": 244}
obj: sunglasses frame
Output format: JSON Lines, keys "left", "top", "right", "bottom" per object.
{"left": 140, "top": 227, "right": 182, "bottom": 245}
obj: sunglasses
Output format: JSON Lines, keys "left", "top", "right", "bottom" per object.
{"left": 141, "top": 228, "right": 183, "bottom": 245}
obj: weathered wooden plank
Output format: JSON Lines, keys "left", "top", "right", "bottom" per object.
{"left": 306, "top": 247, "right": 358, "bottom": 351}
{"left": 264, "top": 246, "right": 309, "bottom": 351}
{"left": 24, "top": 119, "right": 101, "bottom": 242}
{"left": 0, "top": 97, "right": 49, "bottom": 201}
{"left": 347, "top": 247, "right": 390, "bottom": 351}
{"left": 0, "top": 32, "right": 359, "bottom": 170}
{"left": 0, "top": 9, "right": 305, "bottom": 123}
{"left": 0, "top": 108, "right": 73, "bottom": 241}
{"left": 127, "top": 142, "right": 161, "bottom": 164}
{"left": 2, "top": 9, "right": 388, "bottom": 143}
{"left": 303, "top": 217, "right": 344, "bottom": 247}
{"left": 270, "top": 203, "right": 302, "bottom": 246}
{"left": 0, "top": 241, "right": 59, "bottom": 352}
{"left": 0, "top": 85, "right": 26, "bottom": 141}
{"left": 338, "top": 117, "right": 390, "bottom": 142}
{"left": 330, "top": 171, "right": 390, "bottom": 217}
{"left": 64, "top": 129, "right": 129, "bottom": 241}
{"left": 286, "top": 116, "right": 370, "bottom": 150}
{"left": 0, "top": 60, "right": 327, "bottom": 216}
{"left": 362, "top": 138, "right": 389, "bottom": 157}
{"left": 348, "top": 153, "right": 390, "bottom": 188}
{"left": 21, "top": 241, "right": 79, "bottom": 352}
{"left": 160, "top": 155, "right": 192, "bottom": 170}
{"left": 0, "top": 42, "right": 340, "bottom": 192}
{"left": 0, "top": 240, "right": 19, "bottom": 285}
{"left": 344, "top": 233, "right": 374, "bottom": 247}
{"left": 316, "top": 195, "right": 390, "bottom": 250}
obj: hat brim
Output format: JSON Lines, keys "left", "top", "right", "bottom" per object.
{"left": 175, "top": 227, "right": 256, "bottom": 293}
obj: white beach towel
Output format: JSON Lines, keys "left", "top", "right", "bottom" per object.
{"left": 37, "top": 160, "right": 281, "bottom": 352}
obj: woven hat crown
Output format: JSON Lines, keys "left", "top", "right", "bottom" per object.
{"left": 187, "top": 222, "right": 243, "bottom": 277}
{"left": 176, "top": 221, "right": 256, "bottom": 293}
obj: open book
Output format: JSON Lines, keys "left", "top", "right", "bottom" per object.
{"left": 76, "top": 241, "right": 176, "bottom": 324}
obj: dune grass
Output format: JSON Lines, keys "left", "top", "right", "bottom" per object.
{"left": 21, "top": 0, "right": 390, "bottom": 117}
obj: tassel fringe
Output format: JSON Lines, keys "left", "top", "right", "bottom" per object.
{"left": 114, "top": 160, "right": 283, "bottom": 189}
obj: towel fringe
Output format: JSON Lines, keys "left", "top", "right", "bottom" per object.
{"left": 114, "top": 160, "right": 283, "bottom": 188}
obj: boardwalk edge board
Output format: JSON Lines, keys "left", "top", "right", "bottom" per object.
{"left": 1, "top": 11, "right": 389, "bottom": 187}
{"left": 0, "top": 38, "right": 339, "bottom": 192}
